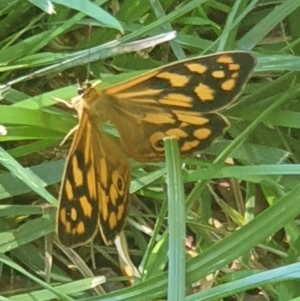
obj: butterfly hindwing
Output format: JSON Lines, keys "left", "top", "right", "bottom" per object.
{"left": 95, "top": 131, "right": 131, "bottom": 245}
{"left": 106, "top": 106, "right": 230, "bottom": 162}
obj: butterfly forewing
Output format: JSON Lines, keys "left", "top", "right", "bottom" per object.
{"left": 101, "top": 51, "right": 256, "bottom": 162}
{"left": 57, "top": 111, "right": 100, "bottom": 247}
{"left": 57, "top": 95, "right": 131, "bottom": 247}
{"left": 104, "top": 52, "right": 255, "bottom": 112}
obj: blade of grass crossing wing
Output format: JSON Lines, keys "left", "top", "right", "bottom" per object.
{"left": 163, "top": 137, "right": 185, "bottom": 301}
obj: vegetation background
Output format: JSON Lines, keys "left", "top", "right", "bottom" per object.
{"left": 1, "top": 0, "right": 300, "bottom": 300}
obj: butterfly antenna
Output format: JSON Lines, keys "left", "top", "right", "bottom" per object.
{"left": 86, "top": 24, "right": 92, "bottom": 83}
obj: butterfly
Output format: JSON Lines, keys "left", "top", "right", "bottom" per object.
{"left": 56, "top": 51, "right": 256, "bottom": 248}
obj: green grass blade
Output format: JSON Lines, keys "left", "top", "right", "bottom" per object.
{"left": 0, "top": 147, "right": 57, "bottom": 205}
{"left": 51, "top": 0, "right": 123, "bottom": 32}
{"left": 0, "top": 253, "right": 74, "bottom": 301}
{"left": 164, "top": 137, "right": 185, "bottom": 301}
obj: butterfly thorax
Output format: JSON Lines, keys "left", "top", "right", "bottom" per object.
{"left": 72, "top": 81, "right": 106, "bottom": 120}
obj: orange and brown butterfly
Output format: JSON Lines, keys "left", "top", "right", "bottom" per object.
{"left": 56, "top": 51, "right": 256, "bottom": 248}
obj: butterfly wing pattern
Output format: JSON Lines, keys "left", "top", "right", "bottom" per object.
{"left": 57, "top": 106, "right": 130, "bottom": 247}
{"left": 56, "top": 51, "right": 256, "bottom": 247}
{"left": 102, "top": 51, "right": 256, "bottom": 162}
